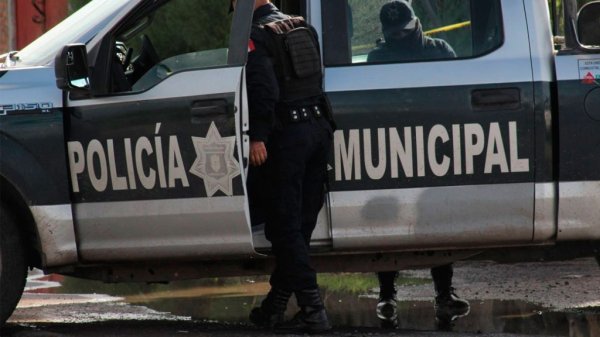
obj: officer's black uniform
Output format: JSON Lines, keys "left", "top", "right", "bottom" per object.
{"left": 368, "top": 1, "right": 468, "bottom": 326}
{"left": 245, "top": 3, "right": 334, "bottom": 333}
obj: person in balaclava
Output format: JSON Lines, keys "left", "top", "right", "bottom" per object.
{"left": 367, "top": 0, "right": 468, "bottom": 328}
{"left": 367, "top": 0, "right": 456, "bottom": 63}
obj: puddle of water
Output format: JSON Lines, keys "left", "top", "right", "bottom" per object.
{"left": 33, "top": 273, "right": 600, "bottom": 336}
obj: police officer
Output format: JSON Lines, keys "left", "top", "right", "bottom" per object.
{"left": 367, "top": 0, "right": 469, "bottom": 326}
{"left": 231, "top": 0, "right": 335, "bottom": 333}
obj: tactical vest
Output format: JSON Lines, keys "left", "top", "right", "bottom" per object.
{"left": 255, "top": 16, "right": 324, "bottom": 103}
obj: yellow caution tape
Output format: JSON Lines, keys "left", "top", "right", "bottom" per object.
{"left": 351, "top": 21, "right": 472, "bottom": 53}
{"left": 424, "top": 21, "right": 471, "bottom": 35}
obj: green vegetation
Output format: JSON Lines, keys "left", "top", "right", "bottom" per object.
{"left": 318, "top": 273, "right": 380, "bottom": 294}
{"left": 68, "top": 0, "right": 89, "bottom": 14}
{"left": 126, "top": 0, "right": 231, "bottom": 60}
{"left": 551, "top": 0, "right": 596, "bottom": 34}
{"left": 68, "top": 0, "right": 231, "bottom": 59}
{"left": 318, "top": 273, "right": 430, "bottom": 294}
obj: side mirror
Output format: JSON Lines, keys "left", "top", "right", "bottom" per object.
{"left": 577, "top": 1, "right": 600, "bottom": 47}
{"left": 55, "top": 44, "right": 91, "bottom": 93}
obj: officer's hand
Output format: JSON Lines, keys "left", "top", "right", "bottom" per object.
{"left": 250, "top": 141, "right": 268, "bottom": 166}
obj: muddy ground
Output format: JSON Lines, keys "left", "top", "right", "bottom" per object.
{"left": 3, "top": 258, "right": 600, "bottom": 337}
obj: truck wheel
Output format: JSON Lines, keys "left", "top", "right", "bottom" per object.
{"left": 0, "top": 204, "right": 27, "bottom": 326}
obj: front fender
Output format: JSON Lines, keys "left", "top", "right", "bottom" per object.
{"left": 0, "top": 116, "right": 70, "bottom": 205}
{"left": 0, "top": 114, "right": 78, "bottom": 267}
{"left": 0, "top": 66, "right": 78, "bottom": 267}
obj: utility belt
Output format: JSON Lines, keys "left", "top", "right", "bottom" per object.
{"left": 278, "top": 104, "right": 325, "bottom": 124}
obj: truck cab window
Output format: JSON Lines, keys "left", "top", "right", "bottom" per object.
{"left": 322, "top": 0, "right": 503, "bottom": 66}
{"left": 109, "top": 0, "right": 232, "bottom": 93}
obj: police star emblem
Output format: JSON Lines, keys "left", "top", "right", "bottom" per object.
{"left": 190, "top": 122, "right": 241, "bottom": 197}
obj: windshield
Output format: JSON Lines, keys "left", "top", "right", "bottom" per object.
{"left": 14, "top": 0, "right": 130, "bottom": 67}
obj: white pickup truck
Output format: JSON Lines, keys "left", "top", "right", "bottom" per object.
{"left": 1, "top": 0, "right": 600, "bottom": 326}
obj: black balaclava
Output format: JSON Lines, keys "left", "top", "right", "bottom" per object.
{"left": 380, "top": 1, "right": 425, "bottom": 52}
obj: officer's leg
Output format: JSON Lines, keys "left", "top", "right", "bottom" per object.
{"left": 248, "top": 164, "right": 292, "bottom": 328}
{"left": 247, "top": 165, "right": 269, "bottom": 227}
{"left": 299, "top": 176, "right": 324, "bottom": 247}
{"left": 276, "top": 123, "right": 331, "bottom": 333}
{"left": 376, "top": 271, "right": 399, "bottom": 324}
{"left": 265, "top": 130, "right": 317, "bottom": 292}
{"left": 431, "top": 263, "right": 469, "bottom": 321}
{"left": 378, "top": 271, "right": 398, "bottom": 300}
{"left": 249, "top": 164, "right": 293, "bottom": 328}
{"left": 251, "top": 132, "right": 312, "bottom": 328}
{"left": 431, "top": 264, "right": 453, "bottom": 294}
{"left": 299, "top": 128, "right": 330, "bottom": 246}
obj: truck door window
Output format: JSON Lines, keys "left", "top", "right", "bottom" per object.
{"left": 110, "top": 0, "right": 232, "bottom": 92}
{"left": 322, "top": 0, "right": 503, "bottom": 66}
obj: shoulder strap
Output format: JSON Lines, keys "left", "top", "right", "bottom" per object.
{"left": 255, "top": 14, "right": 295, "bottom": 29}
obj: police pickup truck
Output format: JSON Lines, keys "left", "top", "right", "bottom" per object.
{"left": 1, "top": 0, "right": 600, "bottom": 326}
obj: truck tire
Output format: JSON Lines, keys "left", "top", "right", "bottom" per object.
{"left": 0, "top": 204, "right": 27, "bottom": 326}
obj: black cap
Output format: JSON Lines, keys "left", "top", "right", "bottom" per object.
{"left": 380, "top": 1, "right": 417, "bottom": 32}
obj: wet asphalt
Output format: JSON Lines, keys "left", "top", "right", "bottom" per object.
{"left": 4, "top": 258, "right": 600, "bottom": 337}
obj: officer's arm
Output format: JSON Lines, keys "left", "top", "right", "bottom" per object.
{"left": 249, "top": 141, "right": 268, "bottom": 167}
{"left": 246, "top": 31, "right": 279, "bottom": 144}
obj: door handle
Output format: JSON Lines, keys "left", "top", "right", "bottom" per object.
{"left": 471, "top": 88, "right": 521, "bottom": 111}
{"left": 190, "top": 99, "right": 229, "bottom": 123}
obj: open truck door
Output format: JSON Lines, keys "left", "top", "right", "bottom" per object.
{"left": 57, "top": 0, "right": 257, "bottom": 261}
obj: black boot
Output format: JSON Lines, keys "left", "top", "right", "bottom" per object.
{"left": 434, "top": 287, "right": 470, "bottom": 322}
{"left": 431, "top": 264, "right": 469, "bottom": 322}
{"left": 249, "top": 287, "right": 292, "bottom": 328}
{"left": 276, "top": 288, "right": 332, "bottom": 334}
